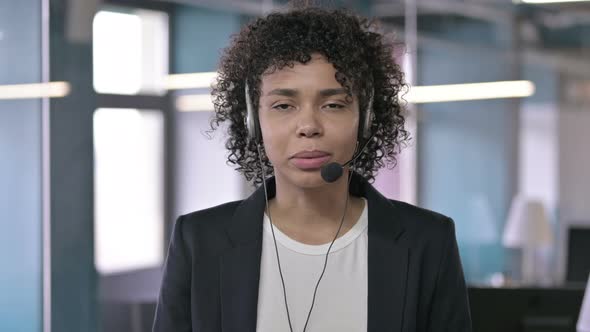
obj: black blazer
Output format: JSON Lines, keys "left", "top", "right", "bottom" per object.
{"left": 153, "top": 173, "right": 472, "bottom": 332}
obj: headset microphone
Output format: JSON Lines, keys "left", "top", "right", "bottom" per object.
{"left": 320, "top": 132, "right": 375, "bottom": 183}
{"left": 320, "top": 163, "right": 344, "bottom": 183}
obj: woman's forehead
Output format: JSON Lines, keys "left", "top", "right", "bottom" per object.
{"left": 260, "top": 55, "right": 347, "bottom": 94}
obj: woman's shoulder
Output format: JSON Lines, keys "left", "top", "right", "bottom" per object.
{"left": 171, "top": 200, "right": 246, "bottom": 256}
{"left": 385, "top": 198, "right": 456, "bottom": 242}
{"left": 387, "top": 199, "right": 451, "bottom": 223}
{"left": 179, "top": 200, "right": 243, "bottom": 229}
{"left": 182, "top": 200, "right": 243, "bottom": 220}
{"left": 174, "top": 200, "right": 245, "bottom": 240}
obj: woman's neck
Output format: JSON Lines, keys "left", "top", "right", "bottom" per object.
{"left": 267, "top": 171, "right": 365, "bottom": 245}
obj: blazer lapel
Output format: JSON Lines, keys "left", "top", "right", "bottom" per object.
{"left": 360, "top": 178, "right": 408, "bottom": 332}
{"left": 219, "top": 240, "right": 262, "bottom": 332}
{"left": 219, "top": 178, "right": 273, "bottom": 332}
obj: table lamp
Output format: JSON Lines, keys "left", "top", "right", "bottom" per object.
{"left": 462, "top": 195, "right": 499, "bottom": 284}
{"left": 578, "top": 273, "right": 590, "bottom": 332}
{"left": 502, "top": 195, "right": 554, "bottom": 285}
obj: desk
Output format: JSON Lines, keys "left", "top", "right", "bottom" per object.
{"left": 468, "top": 285, "right": 586, "bottom": 332}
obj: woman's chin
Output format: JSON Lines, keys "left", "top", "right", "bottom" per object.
{"left": 277, "top": 167, "right": 338, "bottom": 189}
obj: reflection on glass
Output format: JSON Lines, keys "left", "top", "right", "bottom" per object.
{"left": 93, "top": 108, "right": 164, "bottom": 274}
{"left": 93, "top": 11, "right": 142, "bottom": 94}
{"left": 92, "top": 9, "right": 168, "bottom": 95}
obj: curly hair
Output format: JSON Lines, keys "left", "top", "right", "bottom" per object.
{"left": 210, "top": 6, "right": 410, "bottom": 186}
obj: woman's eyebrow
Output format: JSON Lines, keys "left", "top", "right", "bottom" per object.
{"left": 265, "top": 88, "right": 348, "bottom": 97}
{"left": 318, "top": 88, "right": 348, "bottom": 97}
{"left": 266, "top": 88, "right": 298, "bottom": 97}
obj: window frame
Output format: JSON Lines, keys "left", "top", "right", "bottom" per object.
{"left": 96, "top": 0, "right": 175, "bottom": 262}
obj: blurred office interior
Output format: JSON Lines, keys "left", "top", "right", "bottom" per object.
{"left": 1, "top": 0, "right": 590, "bottom": 331}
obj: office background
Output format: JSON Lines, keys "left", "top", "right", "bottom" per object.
{"left": 1, "top": 0, "right": 589, "bottom": 331}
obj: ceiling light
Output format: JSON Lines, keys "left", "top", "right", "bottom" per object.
{"left": 174, "top": 80, "right": 535, "bottom": 111}
{"left": 515, "top": 0, "right": 590, "bottom": 4}
{"left": 165, "top": 72, "right": 217, "bottom": 90}
{"left": 406, "top": 80, "right": 535, "bottom": 104}
{"left": 0, "top": 82, "right": 71, "bottom": 100}
{"left": 175, "top": 94, "right": 214, "bottom": 112}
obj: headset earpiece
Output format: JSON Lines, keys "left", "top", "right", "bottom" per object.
{"left": 245, "top": 82, "right": 260, "bottom": 143}
{"left": 361, "top": 89, "right": 374, "bottom": 140}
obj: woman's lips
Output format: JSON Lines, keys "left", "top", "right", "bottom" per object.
{"left": 290, "top": 152, "right": 331, "bottom": 170}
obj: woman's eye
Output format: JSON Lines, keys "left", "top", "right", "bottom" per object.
{"left": 272, "top": 104, "right": 293, "bottom": 111}
{"left": 324, "top": 103, "right": 345, "bottom": 110}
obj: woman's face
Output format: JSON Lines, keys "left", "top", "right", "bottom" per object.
{"left": 258, "top": 53, "right": 359, "bottom": 188}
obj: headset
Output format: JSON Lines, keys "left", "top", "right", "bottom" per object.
{"left": 245, "top": 81, "right": 374, "bottom": 144}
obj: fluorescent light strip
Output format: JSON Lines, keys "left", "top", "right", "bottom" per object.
{"left": 515, "top": 0, "right": 590, "bottom": 3}
{"left": 0, "top": 82, "right": 71, "bottom": 100}
{"left": 165, "top": 72, "right": 217, "bottom": 90}
{"left": 405, "top": 80, "right": 535, "bottom": 104}
{"left": 176, "top": 80, "right": 535, "bottom": 111}
{"left": 176, "top": 94, "right": 215, "bottom": 112}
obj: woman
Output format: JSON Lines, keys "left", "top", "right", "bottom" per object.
{"left": 153, "top": 7, "right": 472, "bottom": 332}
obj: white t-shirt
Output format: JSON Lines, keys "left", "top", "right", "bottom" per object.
{"left": 256, "top": 198, "right": 368, "bottom": 332}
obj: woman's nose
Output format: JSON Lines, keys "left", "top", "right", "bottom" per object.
{"left": 297, "top": 124, "right": 321, "bottom": 138}
{"left": 295, "top": 106, "right": 322, "bottom": 138}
